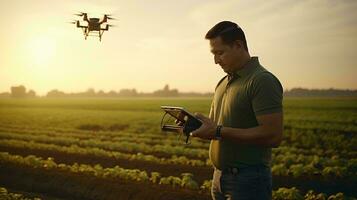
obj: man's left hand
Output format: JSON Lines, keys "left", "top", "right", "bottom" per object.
{"left": 190, "top": 113, "right": 217, "bottom": 140}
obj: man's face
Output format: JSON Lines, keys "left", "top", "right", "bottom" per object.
{"left": 209, "top": 37, "right": 241, "bottom": 73}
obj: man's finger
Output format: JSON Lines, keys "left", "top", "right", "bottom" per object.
{"left": 175, "top": 119, "right": 184, "bottom": 125}
{"left": 190, "top": 128, "right": 200, "bottom": 137}
{"left": 190, "top": 131, "right": 198, "bottom": 137}
{"left": 190, "top": 125, "right": 204, "bottom": 137}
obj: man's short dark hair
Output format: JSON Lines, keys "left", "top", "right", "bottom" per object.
{"left": 205, "top": 21, "right": 248, "bottom": 52}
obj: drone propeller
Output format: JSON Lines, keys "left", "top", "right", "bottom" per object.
{"left": 103, "top": 14, "right": 116, "bottom": 20}
{"left": 108, "top": 24, "right": 115, "bottom": 27}
{"left": 67, "top": 21, "right": 77, "bottom": 24}
{"left": 74, "top": 12, "right": 86, "bottom": 16}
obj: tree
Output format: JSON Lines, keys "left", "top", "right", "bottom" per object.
{"left": 108, "top": 90, "right": 117, "bottom": 97}
{"left": 163, "top": 84, "right": 169, "bottom": 91}
{"left": 119, "top": 88, "right": 137, "bottom": 97}
{"left": 0, "top": 92, "right": 10, "bottom": 97}
{"left": 46, "top": 89, "right": 66, "bottom": 97}
{"left": 97, "top": 90, "right": 105, "bottom": 96}
{"left": 153, "top": 84, "right": 179, "bottom": 97}
{"left": 11, "top": 85, "right": 26, "bottom": 98}
{"left": 85, "top": 88, "right": 96, "bottom": 97}
{"left": 27, "top": 89, "right": 36, "bottom": 97}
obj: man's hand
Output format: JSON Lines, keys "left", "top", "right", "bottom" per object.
{"left": 190, "top": 113, "right": 217, "bottom": 140}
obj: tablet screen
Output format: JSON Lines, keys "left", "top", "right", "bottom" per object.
{"left": 161, "top": 106, "right": 193, "bottom": 122}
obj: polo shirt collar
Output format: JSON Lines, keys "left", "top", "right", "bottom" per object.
{"left": 234, "top": 56, "right": 260, "bottom": 78}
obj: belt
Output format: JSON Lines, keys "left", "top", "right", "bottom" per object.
{"left": 223, "top": 167, "right": 239, "bottom": 175}
{"left": 217, "top": 164, "right": 269, "bottom": 175}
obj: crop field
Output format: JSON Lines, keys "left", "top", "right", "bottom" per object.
{"left": 0, "top": 97, "right": 356, "bottom": 200}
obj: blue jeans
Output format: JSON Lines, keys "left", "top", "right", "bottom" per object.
{"left": 211, "top": 165, "right": 272, "bottom": 200}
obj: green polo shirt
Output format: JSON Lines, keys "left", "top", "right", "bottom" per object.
{"left": 209, "top": 56, "right": 283, "bottom": 170}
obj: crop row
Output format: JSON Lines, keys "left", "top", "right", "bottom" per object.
{"left": 0, "top": 187, "right": 41, "bottom": 200}
{"left": 282, "top": 129, "right": 357, "bottom": 157}
{"left": 200, "top": 181, "right": 353, "bottom": 200}
{"left": 1, "top": 138, "right": 356, "bottom": 180}
{"left": 0, "top": 125, "right": 210, "bottom": 149}
{"left": 0, "top": 130, "right": 351, "bottom": 168}
{"left": 0, "top": 129, "right": 355, "bottom": 173}
{"left": 5, "top": 125, "right": 355, "bottom": 158}
{"left": 0, "top": 131, "right": 209, "bottom": 159}
{"left": 2, "top": 152, "right": 356, "bottom": 200}
{"left": 2, "top": 116, "right": 356, "bottom": 149}
{"left": 1, "top": 123, "right": 355, "bottom": 160}
{"left": 0, "top": 152, "right": 201, "bottom": 190}
{"left": 284, "top": 119, "right": 357, "bottom": 134}
{"left": 1, "top": 129, "right": 354, "bottom": 169}
{"left": 0, "top": 139, "right": 209, "bottom": 167}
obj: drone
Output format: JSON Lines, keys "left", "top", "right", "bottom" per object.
{"left": 69, "top": 12, "right": 116, "bottom": 42}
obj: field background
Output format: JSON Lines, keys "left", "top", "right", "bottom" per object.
{"left": 0, "top": 97, "right": 356, "bottom": 200}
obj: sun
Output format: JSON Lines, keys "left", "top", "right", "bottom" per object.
{"left": 29, "top": 37, "right": 56, "bottom": 68}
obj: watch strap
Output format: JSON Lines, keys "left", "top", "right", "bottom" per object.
{"left": 215, "top": 125, "right": 223, "bottom": 140}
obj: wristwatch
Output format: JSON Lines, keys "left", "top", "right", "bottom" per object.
{"left": 215, "top": 125, "right": 223, "bottom": 140}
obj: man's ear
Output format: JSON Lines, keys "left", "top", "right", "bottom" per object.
{"left": 234, "top": 40, "right": 243, "bottom": 51}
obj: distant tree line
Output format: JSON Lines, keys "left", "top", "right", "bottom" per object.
{"left": 1, "top": 85, "right": 356, "bottom": 98}
{"left": 0, "top": 85, "right": 36, "bottom": 98}
{"left": 284, "top": 88, "right": 357, "bottom": 97}
{"left": 0, "top": 84, "right": 212, "bottom": 98}
{"left": 45, "top": 84, "right": 212, "bottom": 98}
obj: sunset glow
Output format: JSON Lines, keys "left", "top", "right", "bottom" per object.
{"left": 28, "top": 37, "right": 57, "bottom": 68}
{"left": 0, "top": 0, "right": 356, "bottom": 95}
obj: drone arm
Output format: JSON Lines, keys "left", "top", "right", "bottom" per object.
{"left": 83, "top": 14, "right": 89, "bottom": 22}
{"left": 99, "top": 18, "right": 107, "bottom": 24}
{"left": 102, "top": 24, "right": 109, "bottom": 31}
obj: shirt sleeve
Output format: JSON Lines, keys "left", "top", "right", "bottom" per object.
{"left": 251, "top": 72, "right": 283, "bottom": 116}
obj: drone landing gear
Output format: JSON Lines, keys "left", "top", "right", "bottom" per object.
{"left": 82, "top": 27, "right": 88, "bottom": 40}
{"left": 99, "top": 30, "right": 104, "bottom": 42}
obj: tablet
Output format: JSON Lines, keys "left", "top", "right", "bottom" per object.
{"left": 160, "top": 105, "right": 202, "bottom": 134}
{"left": 160, "top": 106, "right": 197, "bottom": 122}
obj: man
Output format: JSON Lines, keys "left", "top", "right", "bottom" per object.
{"left": 191, "top": 21, "right": 283, "bottom": 200}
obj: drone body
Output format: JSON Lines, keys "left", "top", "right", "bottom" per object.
{"left": 70, "top": 12, "right": 115, "bottom": 42}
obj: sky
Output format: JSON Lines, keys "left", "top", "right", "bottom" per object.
{"left": 0, "top": 0, "right": 356, "bottom": 95}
